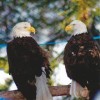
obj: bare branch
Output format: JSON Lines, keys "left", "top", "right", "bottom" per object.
{"left": 0, "top": 85, "right": 70, "bottom": 100}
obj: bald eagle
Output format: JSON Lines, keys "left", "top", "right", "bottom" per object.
{"left": 64, "top": 20, "right": 100, "bottom": 100}
{"left": 7, "top": 22, "right": 53, "bottom": 100}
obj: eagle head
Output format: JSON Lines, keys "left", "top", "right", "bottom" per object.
{"left": 65, "top": 20, "right": 87, "bottom": 35}
{"left": 11, "top": 22, "right": 35, "bottom": 38}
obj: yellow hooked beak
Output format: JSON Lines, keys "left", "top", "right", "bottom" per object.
{"left": 65, "top": 25, "right": 73, "bottom": 32}
{"left": 27, "top": 26, "right": 35, "bottom": 34}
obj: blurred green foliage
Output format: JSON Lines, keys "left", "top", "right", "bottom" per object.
{"left": 0, "top": 0, "right": 100, "bottom": 96}
{"left": 0, "top": 58, "right": 9, "bottom": 73}
{"left": 0, "top": 78, "right": 12, "bottom": 91}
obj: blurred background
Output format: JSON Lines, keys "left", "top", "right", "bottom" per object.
{"left": 0, "top": 0, "right": 100, "bottom": 99}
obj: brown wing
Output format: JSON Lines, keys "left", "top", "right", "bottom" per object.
{"left": 64, "top": 33, "right": 100, "bottom": 88}
{"left": 7, "top": 37, "right": 51, "bottom": 77}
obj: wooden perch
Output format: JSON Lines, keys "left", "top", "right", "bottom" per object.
{"left": 0, "top": 85, "right": 70, "bottom": 100}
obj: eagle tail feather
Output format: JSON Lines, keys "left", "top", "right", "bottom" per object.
{"left": 70, "top": 80, "right": 84, "bottom": 98}
{"left": 35, "top": 68, "right": 53, "bottom": 100}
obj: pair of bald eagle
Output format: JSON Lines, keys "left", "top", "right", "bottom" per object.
{"left": 7, "top": 20, "right": 100, "bottom": 100}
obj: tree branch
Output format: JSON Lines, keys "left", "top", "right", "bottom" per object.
{"left": 0, "top": 85, "right": 70, "bottom": 100}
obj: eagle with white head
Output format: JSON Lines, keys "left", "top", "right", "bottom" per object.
{"left": 64, "top": 20, "right": 100, "bottom": 100}
{"left": 7, "top": 22, "right": 53, "bottom": 100}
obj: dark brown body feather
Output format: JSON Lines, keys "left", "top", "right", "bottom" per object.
{"left": 7, "top": 37, "right": 51, "bottom": 100}
{"left": 64, "top": 33, "right": 100, "bottom": 99}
